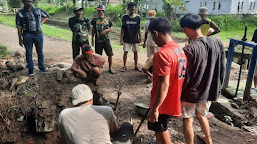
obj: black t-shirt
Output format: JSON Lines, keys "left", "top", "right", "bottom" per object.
{"left": 252, "top": 29, "right": 257, "bottom": 43}
{"left": 121, "top": 14, "right": 141, "bottom": 44}
{"left": 181, "top": 36, "right": 226, "bottom": 103}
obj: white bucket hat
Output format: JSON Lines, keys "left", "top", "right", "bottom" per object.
{"left": 198, "top": 7, "right": 208, "bottom": 15}
{"left": 71, "top": 84, "right": 93, "bottom": 106}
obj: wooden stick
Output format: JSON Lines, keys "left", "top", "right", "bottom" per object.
{"left": 114, "top": 90, "right": 122, "bottom": 111}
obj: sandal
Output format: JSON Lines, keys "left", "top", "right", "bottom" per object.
{"left": 121, "top": 67, "right": 126, "bottom": 72}
{"left": 134, "top": 67, "right": 142, "bottom": 72}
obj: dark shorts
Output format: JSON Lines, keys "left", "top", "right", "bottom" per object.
{"left": 148, "top": 114, "right": 172, "bottom": 132}
{"left": 95, "top": 39, "right": 113, "bottom": 56}
{"left": 72, "top": 41, "right": 89, "bottom": 59}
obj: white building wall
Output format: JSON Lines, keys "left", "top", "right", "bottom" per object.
{"left": 141, "top": 0, "right": 257, "bottom": 15}
{"left": 180, "top": 0, "right": 257, "bottom": 14}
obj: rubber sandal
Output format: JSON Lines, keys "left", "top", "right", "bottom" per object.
{"left": 121, "top": 67, "right": 126, "bottom": 72}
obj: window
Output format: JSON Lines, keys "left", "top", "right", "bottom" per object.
{"left": 205, "top": 2, "right": 207, "bottom": 6}
{"left": 237, "top": 2, "right": 240, "bottom": 13}
{"left": 241, "top": 2, "right": 243, "bottom": 10}
{"left": 218, "top": 2, "right": 221, "bottom": 10}
{"left": 254, "top": 2, "right": 256, "bottom": 10}
{"left": 200, "top": 2, "right": 202, "bottom": 7}
{"left": 250, "top": 2, "right": 252, "bottom": 10}
{"left": 213, "top": 2, "right": 216, "bottom": 10}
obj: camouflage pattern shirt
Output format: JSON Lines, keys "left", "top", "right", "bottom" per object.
{"left": 69, "top": 16, "right": 90, "bottom": 42}
{"left": 91, "top": 17, "right": 113, "bottom": 43}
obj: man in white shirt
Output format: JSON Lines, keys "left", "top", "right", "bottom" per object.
{"left": 59, "top": 84, "right": 133, "bottom": 144}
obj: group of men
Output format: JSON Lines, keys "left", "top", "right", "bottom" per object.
{"left": 16, "top": 0, "right": 228, "bottom": 144}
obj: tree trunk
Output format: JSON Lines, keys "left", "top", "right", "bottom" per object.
{"left": 85, "top": 0, "right": 87, "bottom": 8}
{"left": 73, "top": 0, "right": 76, "bottom": 7}
{"left": 5, "top": 0, "right": 8, "bottom": 11}
{"left": 81, "top": 0, "right": 84, "bottom": 8}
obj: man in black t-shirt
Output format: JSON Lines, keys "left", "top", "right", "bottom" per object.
{"left": 180, "top": 14, "right": 225, "bottom": 144}
{"left": 120, "top": 2, "right": 142, "bottom": 72}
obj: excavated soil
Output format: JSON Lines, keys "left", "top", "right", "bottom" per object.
{"left": 0, "top": 24, "right": 256, "bottom": 144}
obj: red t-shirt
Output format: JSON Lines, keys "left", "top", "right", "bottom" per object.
{"left": 150, "top": 41, "right": 187, "bottom": 117}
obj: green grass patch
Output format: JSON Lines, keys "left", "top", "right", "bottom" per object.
{"left": 0, "top": 14, "right": 72, "bottom": 41}
{"left": 0, "top": 14, "right": 16, "bottom": 27}
{"left": 0, "top": 43, "right": 10, "bottom": 58}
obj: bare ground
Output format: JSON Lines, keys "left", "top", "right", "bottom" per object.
{"left": 0, "top": 24, "right": 256, "bottom": 144}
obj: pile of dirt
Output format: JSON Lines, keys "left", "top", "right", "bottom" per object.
{"left": 0, "top": 52, "right": 257, "bottom": 144}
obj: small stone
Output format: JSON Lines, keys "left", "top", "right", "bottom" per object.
{"left": 250, "top": 107, "right": 257, "bottom": 118}
{"left": 14, "top": 50, "right": 24, "bottom": 57}
{"left": 231, "top": 103, "right": 239, "bottom": 109}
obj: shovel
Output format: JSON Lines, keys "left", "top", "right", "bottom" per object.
{"left": 235, "top": 26, "right": 247, "bottom": 97}
{"left": 114, "top": 90, "right": 122, "bottom": 111}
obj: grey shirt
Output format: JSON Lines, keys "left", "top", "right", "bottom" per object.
{"left": 16, "top": 7, "right": 49, "bottom": 33}
{"left": 59, "top": 105, "right": 117, "bottom": 144}
{"left": 181, "top": 36, "right": 225, "bottom": 103}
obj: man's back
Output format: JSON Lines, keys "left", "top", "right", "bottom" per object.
{"left": 59, "top": 105, "right": 116, "bottom": 144}
{"left": 182, "top": 36, "right": 225, "bottom": 103}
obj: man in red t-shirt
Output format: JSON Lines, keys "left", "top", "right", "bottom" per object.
{"left": 147, "top": 18, "right": 187, "bottom": 144}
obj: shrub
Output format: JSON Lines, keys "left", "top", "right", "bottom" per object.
{"left": 0, "top": 43, "right": 10, "bottom": 58}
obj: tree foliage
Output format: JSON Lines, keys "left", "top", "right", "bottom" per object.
{"left": 163, "top": 0, "right": 189, "bottom": 20}
{"left": 8, "top": 0, "right": 22, "bottom": 8}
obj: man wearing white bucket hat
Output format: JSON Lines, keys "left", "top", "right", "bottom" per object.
{"left": 198, "top": 7, "right": 221, "bottom": 36}
{"left": 142, "top": 10, "right": 160, "bottom": 80}
{"left": 58, "top": 84, "right": 134, "bottom": 144}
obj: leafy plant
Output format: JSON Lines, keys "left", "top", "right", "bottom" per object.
{"left": 162, "top": 0, "right": 189, "bottom": 20}
{"left": 0, "top": 43, "right": 10, "bottom": 58}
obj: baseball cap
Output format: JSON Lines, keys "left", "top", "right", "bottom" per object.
{"left": 71, "top": 84, "right": 93, "bottom": 106}
{"left": 147, "top": 10, "right": 156, "bottom": 19}
{"left": 198, "top": 7, "right": 208, "bottom": 15}
{"left": 96, "top": 4, "right": 105, "bottom": 11}
{"left": 73, "top": 6, "right": 83, "bottom": 12}
{"left": 82, "top": 44, "right": 94, "bottom": 54}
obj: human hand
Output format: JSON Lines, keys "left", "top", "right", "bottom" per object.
{"left": 100, "top": 30, "right": 107, "bottom": 36}
{"left": 78, "top": 70, "right": 87, "bottom": 78}
{"left": 147, "top": 108, "right": 159, "bottom": 123}
{"left": 120, "top": 39, "right": 123, "bottom": 45}
{"left": 143, "top": 43, "right": 146, "bottom": 48}
{"left": 113, "top": 108, "right": 119, "bottom": 117}
{"left": 19, "top": 38, "right": 24, "bottom": 47}
{"left": 91, "top": 40, "right": 94, "bottom": 47}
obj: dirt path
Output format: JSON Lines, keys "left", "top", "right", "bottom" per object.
{"left": 0, "top": 24, "right": 256, "bottom": 144}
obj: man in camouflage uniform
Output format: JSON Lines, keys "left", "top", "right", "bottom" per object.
{"left": 91, "top": 5, "right": 115, "bottom": 74}
{"left": 69, "top": 6, "right": 90, "bottom": 59}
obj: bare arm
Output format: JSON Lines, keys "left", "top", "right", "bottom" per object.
{"left": 143, "top": 32, "right": 147, "bottom": 48}
{"left": 41, "top": 17, "right": 48, "bottom": 25}
{"left": 138, "top": 29, "right": 142, "bottom": 43}
{"left": 120, "top": 28, "right": 124, "bottom": 45}
{"left": 91, "top": 27, "right": 95, "bottom": 47}
{"left": 147, "top": 75, "right": 170, "bottom": 122}
{"left": 100, "top": 27, "right": 113, "bottom": 35}
{"left": 71, "top": 65, "right": 87, "bottom": 78}
{"left": 208, "top": 21, "right": 221, "bottom": 36}
{"left": 17, "top": 28, "right": 23, "bottom": 47}
{"left": 110, "top": 121, "right": 119, "bottom": 138}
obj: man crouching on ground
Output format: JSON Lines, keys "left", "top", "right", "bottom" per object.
{"left": 147, "top": 18, "right": 187, "bottom": 144}
{"left": 71, "top": 44, "right": 105, "bottom": 85}
{"left": 180, "top": 13, "right": 225, "bottom": 144}
{"left": 59, "top": 84, "right": 134, "bottom": 144}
